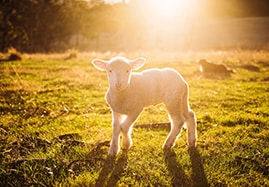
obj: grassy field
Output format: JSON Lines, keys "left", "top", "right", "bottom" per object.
{"left": 0, "top": 50, "right": 269, "bottom": 186}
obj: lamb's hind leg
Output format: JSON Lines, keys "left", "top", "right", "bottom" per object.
{"left": 163, "top": 112, "right": 185, "bottom": 150}
{"left": 185, "top": 110, "right": 197, "bottom": 147}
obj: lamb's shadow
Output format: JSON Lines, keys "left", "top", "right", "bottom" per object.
{"left": 164, "top": 149, "right": 191, "bottom": 186}
{"left": 164, "top": 147, "right": 209, "bottom": 187}
{"left": 189, "top": 147, "right": 209, "bottom": 187}
{"left": 95, "top": 150, "right": 128, "bottom": 187}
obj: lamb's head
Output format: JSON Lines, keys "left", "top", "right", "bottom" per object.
{"left": 197, "top": 59, "right": 208, "bottom": 65}
{"left": 92, "top": 56, "right": 146, "bottom": 92}
{"left": 197, "top": 59, "right": 210, "bottom": 72}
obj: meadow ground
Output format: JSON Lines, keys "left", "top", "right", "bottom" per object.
{"left": 0, "top": 50, "right": 269, "bottom": 186}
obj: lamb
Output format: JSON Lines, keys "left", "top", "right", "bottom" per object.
{"left": 92, "top": 56, "right": 197, "bottom": 156}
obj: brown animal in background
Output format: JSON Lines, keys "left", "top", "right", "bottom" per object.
{"left": 198, "top": 59, "right": 235, "bottom": 74}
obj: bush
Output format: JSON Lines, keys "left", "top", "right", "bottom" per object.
{"left": 0, "top": 47, "right": 22, "bottom": 62}
{"left": 7, "top": 47, "right": 22, "bottom": 61}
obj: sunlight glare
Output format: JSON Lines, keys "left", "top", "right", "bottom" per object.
{"left": 126, "top": 0, "right": 201, "bottom": 50}
{"left": 150, "top": 0, "right": 197, "bottom": 21}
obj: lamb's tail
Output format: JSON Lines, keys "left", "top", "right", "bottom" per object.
{"left": 182, "top": 83, "right": 197, "bottom": 147}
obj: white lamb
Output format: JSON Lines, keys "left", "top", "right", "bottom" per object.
{"left": 92, "top": 56, "right": 197, "bottom": 156}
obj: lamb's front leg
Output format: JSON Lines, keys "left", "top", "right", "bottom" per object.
{"left": 109, "top": 111, "right": 122, "bottom": 156}
{"left": 120, "top": 110, "right": 141, "bottom": 150}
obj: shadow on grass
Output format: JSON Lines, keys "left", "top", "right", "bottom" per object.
{"left": 95, "top": 150, "right": 128, "bottom": 187}
{"left": 189, "top": 147, "right": 209, "bottom": 187}
{"left": 0, "top": 136, "right": 111, "bottom": 187}
{"left": 164, "top": 147, "right": 209, "bottom": 187}
{"left": 164, "top": 149, "right": 190, "bottom": 186}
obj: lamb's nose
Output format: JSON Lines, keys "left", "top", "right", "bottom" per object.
{"left": 115, "top": 83, "right": 121, "bottom": 89}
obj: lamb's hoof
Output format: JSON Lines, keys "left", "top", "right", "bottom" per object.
{"left": 121, "top": 147, "right": 130, "bottom": 152}
{"left": 122, "top": 138, "right": 132, "bottom": 150}
{"left": 108, "top": 152, "right": 118, "bottom": 157}
{"left": 188, "top": 144, "right": 196, "bottom": 148}
{"left": 121, "top": 144, "right": 132, "bottom": 151}
{"left": 162, "top": 144, "right": 173, "bottom": 152}
{"left": 109, "top": 147, "right": 120, "bottom": 156}
{"left": 188, "top": 139, "right": 197, "bottom": 148}
{"left": 163, "top": 139, "right": 176, "bottom": 150}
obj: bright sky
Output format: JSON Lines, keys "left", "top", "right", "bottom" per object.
{"left": 104, "top": 0, "right": 129, "bottom": 3}
{"left": 105, "top": 0, "right": 198, "bottom": 18}
{"left": 104, "top": 0, "right": 198, "bottom": 20}
{"left": 102, "top": 0, "right": 199, "bottom": 50}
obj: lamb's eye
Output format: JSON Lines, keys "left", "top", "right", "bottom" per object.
{"left": 126, "top": 70, "right": 130, "bottom": 73}
{"left": 109, "top": 70, "right": 112, "bottom": 73}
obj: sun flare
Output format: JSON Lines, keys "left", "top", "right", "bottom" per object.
{"left": 149, "top": 0, "right": 198, "bottom": 21}
{"left": 123, "top": 0, "right": 200, "bottom": 50}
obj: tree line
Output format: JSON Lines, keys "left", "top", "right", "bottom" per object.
{"left": 0, "top": 0, "right": 113, "bottom": 52}
{"left": 1, "top": 0, "right": 269, "bottom": 53}
{"left": 0, "top": 0, "right": 144, "bottom": 53}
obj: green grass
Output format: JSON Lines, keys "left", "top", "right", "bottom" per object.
{"left": 0, "top": 50, "right": 269, "bottom": 186}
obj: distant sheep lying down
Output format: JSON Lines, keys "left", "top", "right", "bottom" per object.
{"left": 198, "top": 59, "right": 235, "bottom": 74}
{"left": 92, "top": 57, "right": 197, "bottom": 156}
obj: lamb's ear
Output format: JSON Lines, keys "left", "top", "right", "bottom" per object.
{"left": 91, "top": 59, "right": 108, "bottom": 71}
{"left": 130, "top": 57, "right": 146, "bottom": 70}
